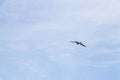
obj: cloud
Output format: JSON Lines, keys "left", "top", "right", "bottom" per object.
{"left": 1, "top": 0, "right": 120, "bottom": 26}
{"left": 1, "top": 0, "right": 120, "bottom": 80}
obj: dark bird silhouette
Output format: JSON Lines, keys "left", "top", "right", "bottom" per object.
{"left": 70, "top": 41, "right": 87, "bottom": 47}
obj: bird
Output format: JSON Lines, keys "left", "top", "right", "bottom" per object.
{"left": 70, "top": 41, "right": 87, "bottom": 47}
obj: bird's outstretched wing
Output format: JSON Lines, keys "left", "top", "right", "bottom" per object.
{"left": 79, "top": 42, "right": 87, "bottom": 47}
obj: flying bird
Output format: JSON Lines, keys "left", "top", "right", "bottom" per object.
{"left": 70, "top": 41, "right": 87, "bottom": 47}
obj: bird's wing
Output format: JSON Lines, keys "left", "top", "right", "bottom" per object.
{"left": 80, "top": 43, "right": 87, "bottom": 47}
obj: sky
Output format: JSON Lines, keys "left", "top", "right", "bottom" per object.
{"left": 0, "top": 0, "right": 120, "bottom": 80}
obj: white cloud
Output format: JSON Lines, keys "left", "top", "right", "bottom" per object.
{"left": 1, "top": 0, "right": 120, "bottom": 26}
{"left": 0, "top": 0, "right": 120, "bottom": 77}
{"left": 16, "top": 59, "right": 48, "bottom": 79}
{"left": 1, "top": 0, "right": 120, "bottom": 80}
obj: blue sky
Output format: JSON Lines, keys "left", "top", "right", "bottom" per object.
{"left": 0, "top": 0, "right": 120, "bottom": 80}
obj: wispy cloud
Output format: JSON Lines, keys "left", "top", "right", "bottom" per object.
{"left": 1, "top": 0, "right": 120, "bottom": 80}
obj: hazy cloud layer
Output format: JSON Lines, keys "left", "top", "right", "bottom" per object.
{"left": 0, "top": 0, "right": 120, "bottom": 80}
